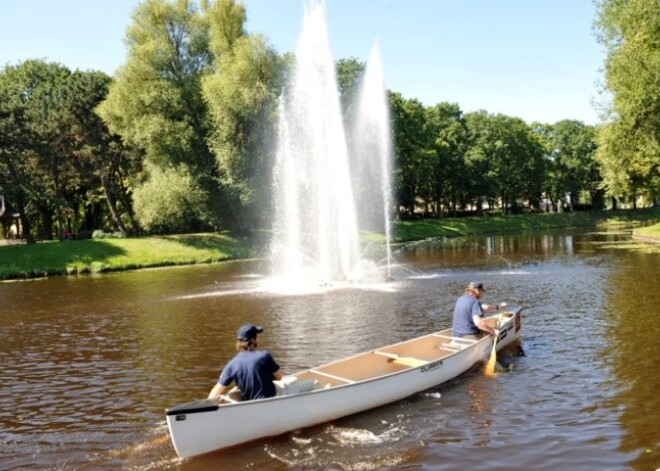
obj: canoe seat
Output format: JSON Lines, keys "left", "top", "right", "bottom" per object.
{"left": 309, "top": 369, "right": 355, "bottom": 384}
{"left": 433, "top": 334, "right": 477, "bottom": 344}
{"left": 373, "top": 351, "right": 427, "bottom": 368}
{"left": 440, "top": 343, "right": 462, "bottom": 351}
{"left": 274, "top": 376, "right": 320, "bottom": 396}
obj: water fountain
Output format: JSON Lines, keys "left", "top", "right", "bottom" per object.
{"left": 270, "top": 0, "right": 393, "bottom": 288}
{"left": 351, "top": 41, "right": 394, "bottom": 278}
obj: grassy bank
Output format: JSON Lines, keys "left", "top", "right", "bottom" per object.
{"left": 633, "top": 219, "right": 660, "bottom": 243}
{"left": 0, "top": 233, "right": 255, "bottom": 280}
{"left": 393, "top": 208, "right": 660, "bottom": 242}
{"left": 1, "top": 208, "right": 659, "bottom": 281}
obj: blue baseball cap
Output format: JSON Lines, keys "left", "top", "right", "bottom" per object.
{"left": 236, "top": 324, "right": 264, "bottom": 340}
{"left": 468, "top": 281, "right": 485, "bottom": 292}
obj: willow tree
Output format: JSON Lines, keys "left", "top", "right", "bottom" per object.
{"left": 201, "top": 0, "right": 281, "bottom": 232}
{"left": 98, "top": 0, "right": 282, "bottom": 233}
{"left": 594, "top": 0, "right": 660, "bottom": 206}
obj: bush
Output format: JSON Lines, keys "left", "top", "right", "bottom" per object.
{"left": 92, "top": 230, "right": 125, "bottom": 239}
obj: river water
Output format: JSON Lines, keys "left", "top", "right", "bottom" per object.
{"left": 1, "top": 229, "right": 659, "bottom": 470}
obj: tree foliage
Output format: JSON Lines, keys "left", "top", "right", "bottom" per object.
{"left": 538, "top": 120, "right": 602, "bottom": 210}
{"left": 97, "top": 0, "right": 280, "bottom": 233}
{"left": 1, "top": 0, "right": 613, "bottom": 244}
{"left": 132, "top": 161, "right": 207, "bottom": 232}
{"left": 0, "top": 61, "right": 136, "bottom": 242}
{"left": 97, "top": 0, "right": 220, "bottom": 232}
{"left": 202, "top": 0, "right": 281, "bottom": 231}
{"left": 594, "top": 0, "right": 660, "bottom": 204}
{"left": 389, "top": 92, "right": 430, "bottom": 217}
{"left": 463, "top": 112, "right": 546, "bottom": 213}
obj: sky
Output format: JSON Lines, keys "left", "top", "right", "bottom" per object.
{"left": 0, "top": 0, "right": 605, "bottom": 125}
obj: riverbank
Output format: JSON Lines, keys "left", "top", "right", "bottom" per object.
{"left": 1, "top": 208, "right": 659, "bottom": 281}
{"left": 632, "top": 219, "right": 660, "bottom": 244}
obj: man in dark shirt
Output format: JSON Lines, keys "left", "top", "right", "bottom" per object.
{"left": 451, "top": 282, "right": 503, "bottom": 339}
{"left": 208, "top": 324, "right": 283, "bottom": 401}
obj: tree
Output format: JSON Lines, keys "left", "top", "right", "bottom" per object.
{"left": 64, "top": 70, "right": 142, "bottom": 235}
{"left": 97, "top": 0, "right": 220, "bottom": 233}
{"left": 423, "top": 102, "right": 469, "bottom": 216}
{"left": 465, "top": 112, "right": 546, "bottom": 213}
{"left": 0, "top": 60, "right": 77, "bottom": 242}
{"left": 1, "top": 60, "right": 142, "bottom": 241}
{"left": 0, "top": 92, "right": 36, "bottom": 242}
{"left": 542, "top": 120, "right": 602, "bottom": 210}
{"left": 336, "top": 57, "right": 365, "bottom": 124}
{"left": 132, "top": 161, "right": 207, "bottom": 232}
{"left": 202, "top": 0, "right": 281, "bottom": 232}
{"left": 98, "top": 0, "right": 282, "bottom": 234}
{"left": 594, "top": 0, "right": 660, "bottom": 205}
{"left": 389, "top": 92, "right": 430, "bottom": 218}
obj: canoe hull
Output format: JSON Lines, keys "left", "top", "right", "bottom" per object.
{"left": 166, "top": 308, "right": 522, "bottom": 459}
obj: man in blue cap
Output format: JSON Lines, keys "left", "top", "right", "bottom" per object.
{"left": 208, "top": 323, "right": 283, "bottom": 401}
{"left": 451, "top": 282, "right": 504, "bottom": 339}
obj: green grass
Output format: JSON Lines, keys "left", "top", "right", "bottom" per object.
{"left": 392, "top": 208, "right": 660, "bottom": 242}
{"left": 635, "top": 222, "right": 660, "bottom": 236}
{"left": 633, "top": 220, "right": 660, "bottom": 241}
{"left": 0, "top": 233, "right": 255, "bottom": 280}
{"left": 1, "top": 208, "right": 659, "bottom": 281}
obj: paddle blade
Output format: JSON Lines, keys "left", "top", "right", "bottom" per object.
{"left": 484, "top": 340, "right": 498, "bottom": 376}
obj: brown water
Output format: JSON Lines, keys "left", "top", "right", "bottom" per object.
{"left": 1, "top": 230, "right": 659, "bottom": 470}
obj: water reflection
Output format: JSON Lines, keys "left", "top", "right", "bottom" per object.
{"left": 604, "top": 251, "right": 660, "bottom": 470}
{"left": 0, "top": 230, "right": 658, "bottom": 469}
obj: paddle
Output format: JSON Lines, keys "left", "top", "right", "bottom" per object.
{"left": 484, "top": 310, "right": 504, "bottom": 376}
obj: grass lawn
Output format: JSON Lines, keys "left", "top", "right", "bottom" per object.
{"left": 392, "top": 208, "right": 660, "bottom": 242}
{"left": 1, "top": 208, "right": 659, "bottom": 281}
{"left": 633, "top": 221, "right": 660, "bottom": 241}
{"left": 0, "top": 233, "right": 255, "bottom": 280}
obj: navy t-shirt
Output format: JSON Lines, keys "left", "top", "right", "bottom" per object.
{"left": 451, "top": 294, "right": 484, "bottom": 337}
{"left": 219, "top": 350, "right": 280, "bottom": 400}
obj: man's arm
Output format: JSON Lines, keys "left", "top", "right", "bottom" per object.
{"left": 473, "top": 314, "right": 499, "bottom": 335}
{"left": 208, "top": 382, "right": 227, "bottom": 400}
{"left": 273, "top": 370, "right": 283, "bottom": 381}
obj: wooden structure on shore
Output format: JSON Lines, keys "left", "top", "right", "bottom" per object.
{"left": 0, "top": 195, "right": 21, "bottom": 240}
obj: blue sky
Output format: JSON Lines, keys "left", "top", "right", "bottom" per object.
{"left": 0, "top": 0, "right": 604, "bottom": 124}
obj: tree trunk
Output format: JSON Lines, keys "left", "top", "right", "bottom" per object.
{"left": 591, "top": 190, "right": 605, "bottom": 210}
{"left": 115, "top": 179, "right": 139, "bottom": 234}
{"left": 15, "top": 193, "right": 34, "bottom": 244}
{"left": 40, "top": 206, "right": 54, "bottom": 240}
{"left": 101, "top": 175, "right": 128, "bottom": 236}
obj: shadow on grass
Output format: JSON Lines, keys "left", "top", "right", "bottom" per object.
{"left": 160, "top": 233, "right": 256, "bottom": 258}
{"left": 0, "top": 239, "right": 127, "bottom": 280}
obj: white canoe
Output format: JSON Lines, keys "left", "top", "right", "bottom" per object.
{"left": 166, "top": 307, "right": 523, "bottom": 459}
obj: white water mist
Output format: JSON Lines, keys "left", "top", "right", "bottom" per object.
{"left": 270, "top": 0, "right": 393, "bottom": 285}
